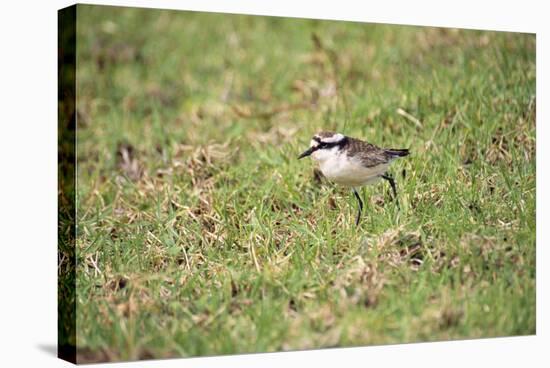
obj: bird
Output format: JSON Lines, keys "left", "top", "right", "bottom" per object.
{"left": 298, "top": 131, "right": 410, "bottom": 226}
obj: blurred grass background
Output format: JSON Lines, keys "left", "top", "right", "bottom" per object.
{"left": 72, "top": 4, "right": 535, "bottom": 363}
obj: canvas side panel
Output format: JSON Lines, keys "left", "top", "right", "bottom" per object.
{"left": 58, "top": 4, "right": 77, "bottom": 365}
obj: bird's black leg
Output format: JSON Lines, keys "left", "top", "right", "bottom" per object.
{"left": 352, "top": 188, "right": 363, "bottom": 226}
{"left": 381, "top": 173, "right": 399, "bottom": 208}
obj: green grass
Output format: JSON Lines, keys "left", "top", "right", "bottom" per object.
{"left": 72, "top": 4, "right": 535, "bottom": 363}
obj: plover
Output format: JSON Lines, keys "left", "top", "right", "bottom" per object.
{"left": 298, "top": 131, "right": 410, "bottom": 226}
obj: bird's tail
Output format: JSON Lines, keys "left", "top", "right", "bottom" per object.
{"left": 385, "top": 148, "right": 410, "bottom": 158}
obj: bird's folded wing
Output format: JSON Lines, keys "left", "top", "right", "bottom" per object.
{"left": 347, "top": 138, "right": 392, "bottom": 168}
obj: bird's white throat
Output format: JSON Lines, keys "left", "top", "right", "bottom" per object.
{"left": 310, "top": 144, "right": 339, "bottom": 163}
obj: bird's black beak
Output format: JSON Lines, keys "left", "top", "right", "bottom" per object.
{"left": 298, "top": 147, "right": 314, "bottom": 159}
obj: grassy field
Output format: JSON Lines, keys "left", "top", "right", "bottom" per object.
{"left": 72, "top": 5, "right": 536, "bottom": 363}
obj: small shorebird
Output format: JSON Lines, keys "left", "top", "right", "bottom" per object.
{"left": 298, "top": 131, "right": 410, "bottom": 226}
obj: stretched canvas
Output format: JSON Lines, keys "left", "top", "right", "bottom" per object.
{"left": 58, "top": 4, "right": 536, "bottom": 364}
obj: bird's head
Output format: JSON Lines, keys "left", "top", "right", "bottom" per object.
{"left": 298, "top": 131, "right": 347, "bottom": 161}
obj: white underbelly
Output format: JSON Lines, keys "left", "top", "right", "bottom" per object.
{"left": 319, "top": 155, "right": 388, "bottom": 187}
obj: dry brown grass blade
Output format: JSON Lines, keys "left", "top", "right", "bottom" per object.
{"left": 397, "top": 108, "right": 423, "bottom": 129}
{"left": 116, "top": 142, "right": 143, "bottom": 181}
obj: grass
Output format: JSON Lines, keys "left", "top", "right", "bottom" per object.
{"left": 71, "top": 4, "right": 535, "bottom": 363}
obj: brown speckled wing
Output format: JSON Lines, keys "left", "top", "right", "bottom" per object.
{"left": 344, "top": 137, "right": 392, "bottom": 168}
